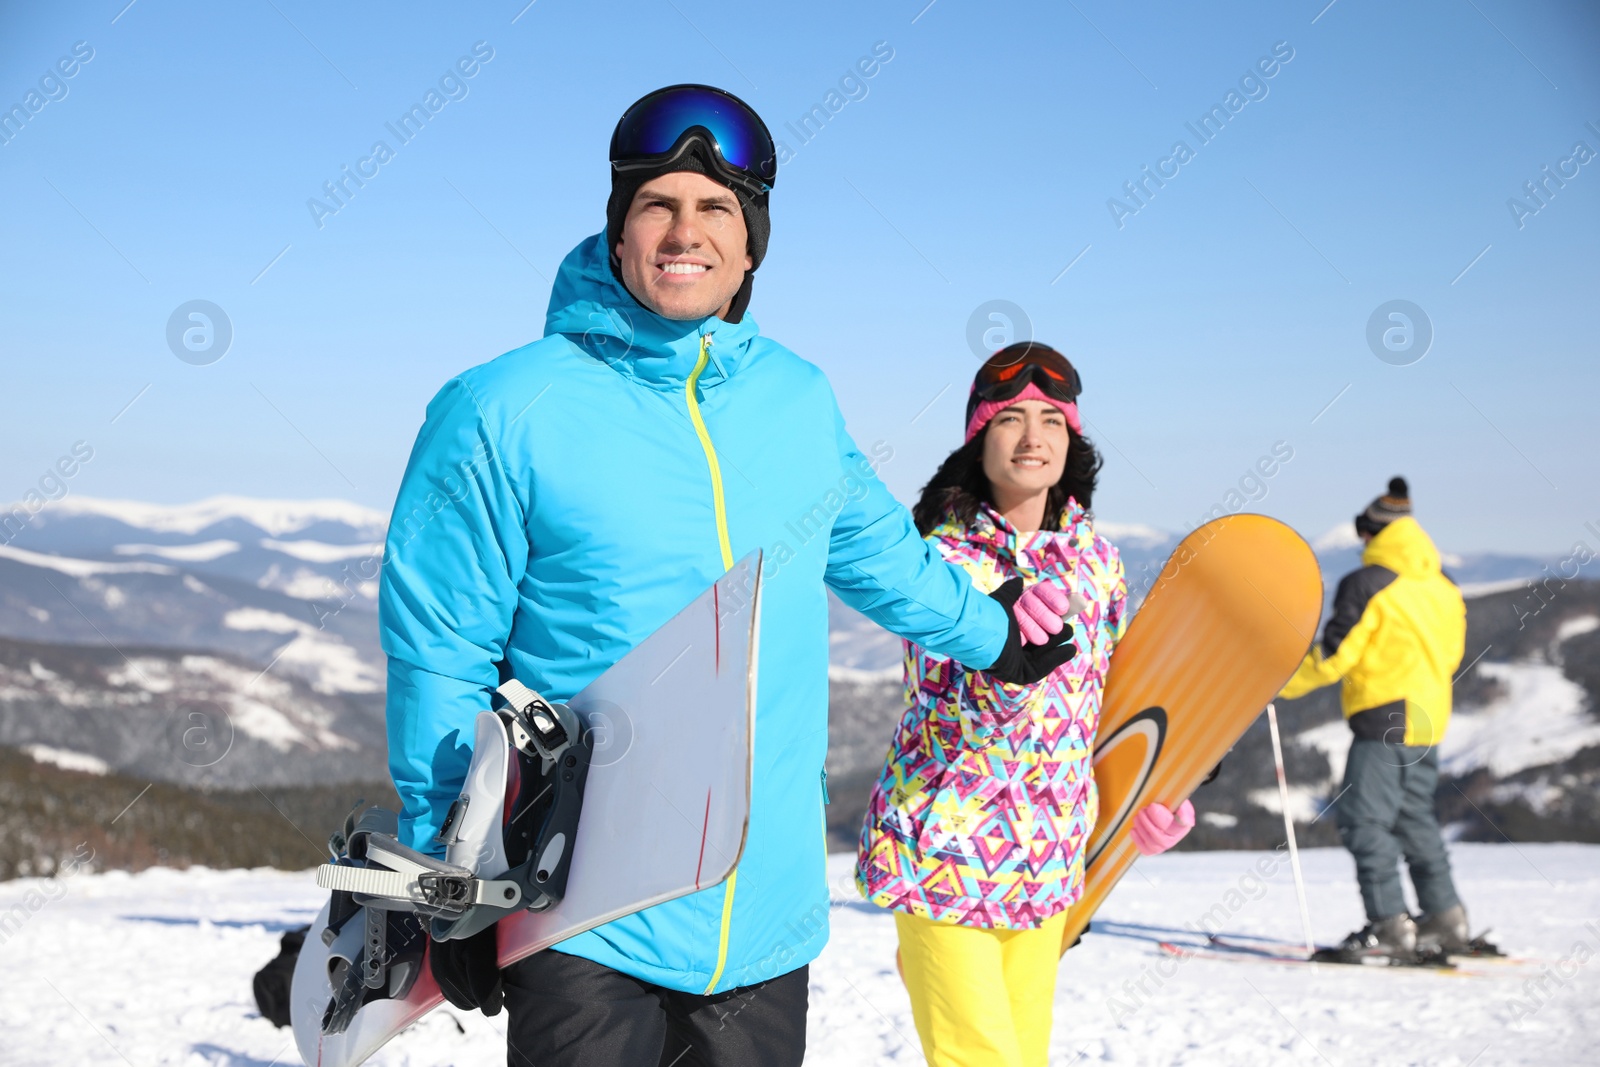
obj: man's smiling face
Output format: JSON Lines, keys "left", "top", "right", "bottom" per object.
{"left": 614, "top": 170, "right": 753, "bottom": 322}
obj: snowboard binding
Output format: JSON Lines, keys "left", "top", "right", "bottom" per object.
{"left": 431, "top": 678, "right": 595, "bottom": 939}
{"left": 316, "top": 805, "right": 432, "bottom": 1034}
{"left": 310, "top": 678, "right": 594, "bottom": 1034}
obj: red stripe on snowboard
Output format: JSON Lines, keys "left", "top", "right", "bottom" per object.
{"left": 695, "top": 788, "right": 712, "bottom": 889}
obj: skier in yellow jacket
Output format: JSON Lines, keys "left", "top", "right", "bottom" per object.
{"left": 1279, "top": 477, "right": 1477, "bottom": 962}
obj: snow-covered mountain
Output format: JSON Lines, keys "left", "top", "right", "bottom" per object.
{"left": 6, "top": 495, "right": 1557, "bottom": 674}
{"left": 0, "top": 496, "right": 391, "bottom": 789}
{"left": 1, "top": 496, "right": 1591, "bottom": 843}
{"left": 0, "top": 633, "right": 387, "bottom": 789}
{"left": 3, "top": 495, "right": 388, "bottom": 606}
{"left": 0, "top": 497, "right": 386, "bottom": 686}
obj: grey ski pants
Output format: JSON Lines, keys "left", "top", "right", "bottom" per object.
{"left": 1334, "top": 739, "right": 1462, "bottom": 921}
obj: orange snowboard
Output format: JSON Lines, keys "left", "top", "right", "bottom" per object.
{"left": 1061, "top": 513, "right": 1322, "bottom": 952}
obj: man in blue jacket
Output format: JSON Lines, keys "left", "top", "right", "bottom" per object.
{"left": 379, "top": 84, "right": 1075, "bottom": 1066}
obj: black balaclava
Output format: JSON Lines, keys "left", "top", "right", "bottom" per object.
{"left": 605, "top": 138, "right": 770, "bottom": 323}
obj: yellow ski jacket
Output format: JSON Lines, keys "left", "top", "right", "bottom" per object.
{"left": 1278, "top": 517, "right": 1466, "bottom": 746}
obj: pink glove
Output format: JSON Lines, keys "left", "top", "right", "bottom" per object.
{"left": 1013, "top": 581, "right": 1072, "bottom": 646}
{"left": 1130, "top": 799, "right": 1195, "bottom": 856}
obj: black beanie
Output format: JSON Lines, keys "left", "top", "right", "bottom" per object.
{"left": 1354, "top": 477, "right": 1412, "bottom": 538}
{"left": 605, "top": 140, "right": 770, "bottom": 321}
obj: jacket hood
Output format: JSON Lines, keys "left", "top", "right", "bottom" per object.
{"left": 1362, "top": 516, "right": 1441, "bottom": 578}
{"left": 543, "top": 232, "right": 760, "bottom": 393}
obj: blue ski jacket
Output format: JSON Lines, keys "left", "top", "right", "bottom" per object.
{"left": 379, "top": 233, "right": 1010, "bottom": 994}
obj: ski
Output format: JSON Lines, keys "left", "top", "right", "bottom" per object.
{"left": 1158, "top": 940, "right": 1478, "bottom": 979}
{"left": 1156, "top": 938, "right": 1482, "bottom": 977}
{"left": 1216, "top": 934, "right": 1457, "bottom": 970}
{"left": 1208, "top": 933, "right": 1531, "bottom": 967}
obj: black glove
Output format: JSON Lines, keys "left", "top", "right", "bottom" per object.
{"left": 984, "top": 577, "right": 1078, "bottom": 685}
{"left": 429, "top": 923, "right": 504, "bottom": 1016}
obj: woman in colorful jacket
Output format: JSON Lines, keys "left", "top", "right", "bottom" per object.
{"left": 855, "top": 343, "right": 1195, "bottom": 1067}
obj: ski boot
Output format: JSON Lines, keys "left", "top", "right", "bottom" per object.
{"left": 1312, "top": 914, "right": 1420, "bottom": 965}
{"left": 1415, "top": 905, "right": 1503, "bottom": 958}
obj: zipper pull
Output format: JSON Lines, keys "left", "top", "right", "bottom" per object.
{"left": 703, "top": 333, "right": 730, "bottom": 381}
{"left": 821, "top": 769, "right": 830, "bottom": 804}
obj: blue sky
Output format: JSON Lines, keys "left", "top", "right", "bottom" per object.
{"left": 2, "top": 0, "right": 1597, "bottom": 555}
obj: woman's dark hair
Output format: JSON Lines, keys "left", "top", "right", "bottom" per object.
{"left": 911, "top": 423, "right": 1103, "bottom": 536}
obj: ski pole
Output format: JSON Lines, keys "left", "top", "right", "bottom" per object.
{"left": 1266, "top": 702, "right": 1316, "bottom": 957}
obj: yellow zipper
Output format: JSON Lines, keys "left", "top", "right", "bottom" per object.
{"left": 686, "top": 332, "right": 737, "bottom": 992}
{"left": 685, "top": 334, "right": 735, "bottom": 572}
{"left": 821, "top": 770, "right": 830, "bottom": 873}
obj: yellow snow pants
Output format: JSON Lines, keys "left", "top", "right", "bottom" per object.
{"left": 893, "top": 909, "right": 1067, "bottom": 1067}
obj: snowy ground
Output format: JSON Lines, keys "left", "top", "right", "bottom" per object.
{"left": 1, "top": 845, "right": 1596, "bottom": 1066}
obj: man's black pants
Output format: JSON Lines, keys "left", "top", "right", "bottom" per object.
{"left": 502, "top": 949, "right": 808, "bottom": 1067}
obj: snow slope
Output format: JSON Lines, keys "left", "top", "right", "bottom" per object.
{"left": 2, "top": 845, "right": 1594, "bottom": 1066}
{"left": 1443, "top": 661, "right": 1600, "bottom": 778}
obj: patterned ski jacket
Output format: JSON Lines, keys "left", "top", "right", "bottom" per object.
{"left": 855, "top": 500, "right": 1128, "bottom": 929}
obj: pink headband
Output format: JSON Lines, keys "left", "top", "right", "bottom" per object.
{"left": 964, "top": 381, "right": 1082, "bottom": 443}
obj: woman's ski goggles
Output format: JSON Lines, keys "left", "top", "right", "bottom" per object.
{"left": 610, "top": 84, "right": 777, "bottom": 194}
{"left": 970, "top": 343, "right": 1083, "bottom": 407}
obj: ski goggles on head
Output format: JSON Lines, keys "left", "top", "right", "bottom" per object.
{"left": 969, "top": 343, "right": 1082, "bottom": 407}
{"left": 965, "top": 343, "right": 1084, "bottom": 440}
{"left": 610, "top": 84, "right": 777, "bottom": 194}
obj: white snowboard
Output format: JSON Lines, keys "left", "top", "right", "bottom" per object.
{"left": 291, "top": 551, "right": 762, "bottom": 1067}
